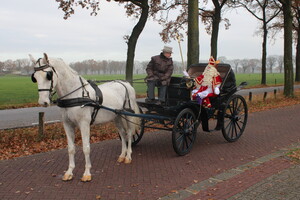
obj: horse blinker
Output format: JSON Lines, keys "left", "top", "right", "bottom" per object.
{"left": 31, "top": 71, "right": 53, "bottom": 83}
{"left": 31, "top": 73, "right": 37, "bottom": 83}
{"left": 46, "top": 71, "right": 53, "bottom": 81}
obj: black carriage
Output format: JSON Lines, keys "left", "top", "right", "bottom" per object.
{"left": 133, "top": 63, "right": 248, "bottom": 156}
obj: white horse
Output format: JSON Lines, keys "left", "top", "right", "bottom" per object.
{"left": 30, "top": 53, "right": 140, "bottom": 182}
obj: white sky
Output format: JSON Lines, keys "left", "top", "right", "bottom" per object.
{"left": 0, "top": 0, "right": 285, "bottom": 64}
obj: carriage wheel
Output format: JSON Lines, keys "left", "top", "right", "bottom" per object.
{"left": 222, "top": 94, "right": 248, "bottom": 142}
{"left": 172, "top": 108, "right": 198, "bottom": 156}
{"left": 132, "top": 107, "right": 145, "bottom": 146}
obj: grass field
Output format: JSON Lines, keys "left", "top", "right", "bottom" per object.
{"left": 0, "top": 73, "right": 285, "bottom": 108}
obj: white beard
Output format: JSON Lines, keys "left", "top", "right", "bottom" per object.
{"left": 201, "top": 65, "right": 220, "bottom": 86}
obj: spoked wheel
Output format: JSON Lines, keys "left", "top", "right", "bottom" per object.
{"left": 222, "top": 94, "right": 248, "bottom": 142}
{"left": 172, "top": 108, "right": 198, "bottom": 156}
{"left": 132, "top": 107, "right": 145, "bottom": 146}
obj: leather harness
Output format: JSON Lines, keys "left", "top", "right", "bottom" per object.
{"left": 56, "top": 79, "right": 132, "bottom": 125}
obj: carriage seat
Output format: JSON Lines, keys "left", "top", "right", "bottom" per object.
{"left": 187, "top": 63, "right": 236, "bottom": 94}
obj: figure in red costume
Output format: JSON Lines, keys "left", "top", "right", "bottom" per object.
{"left": 192, "top": 56, "right": 222, "bottom": 108}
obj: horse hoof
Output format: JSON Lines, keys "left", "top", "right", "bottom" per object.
{"left": 117, "top": 156, "right": 125, "bottom": 163}
{"left": 124, "top": 158, "right": 132, "bottom": 164}
{"left": 62, "top": 174, "right": 73, "bottom": 181}
{"left": 81, "top": 175, "right": 92, "bottom": 182}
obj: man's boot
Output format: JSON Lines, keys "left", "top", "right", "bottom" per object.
{"left": 158, "top": 85, "right": 167, "bottom": 104}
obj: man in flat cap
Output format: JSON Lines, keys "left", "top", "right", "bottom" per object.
{"left": 145, "top": 46, "right": 174, "bottom": 104}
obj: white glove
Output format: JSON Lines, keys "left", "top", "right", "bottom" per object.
{"left": 192, "top": 89, "right": 198, "bottom": 96}
{"left": 214, "top": 86, "right": 220, "bottom": 95}
{"left": 198, "top": 91, "right": 209, "bottom": 99}
{"left": 183, "top": 71, "right": 189, "bottom": 77}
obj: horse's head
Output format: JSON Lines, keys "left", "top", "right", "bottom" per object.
{"left": 30, "top": 53, "right": 57, "bottom": 107}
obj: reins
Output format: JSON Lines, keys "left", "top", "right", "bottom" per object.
{"left": 54, "top": 77, "right": 89, "bottom": 103}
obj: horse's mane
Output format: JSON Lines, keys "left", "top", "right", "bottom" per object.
{"left": 49, "top": 57, "right": 78, "bottom": 76}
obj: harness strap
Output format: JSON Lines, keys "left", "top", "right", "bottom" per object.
{"left": 87, "top": 80, "right": 103, "bottom": 125}
{"left": 55, "top": 77, "right": 89, "bottom": 102}
{"left": 80, "top": 77, "right": 89, "bottom": 98}
{"left": 57, "top": 98, "right": 94, "bottom": 108}
{"left": 114, "top": 80, "right": 133, "bottom": 113}
{"left": 88, "top": 80, "right": 103, "bottom": 105}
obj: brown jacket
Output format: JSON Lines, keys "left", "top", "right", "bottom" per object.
{"left": 145, "top": 53, "right": 174, "bottom": 85}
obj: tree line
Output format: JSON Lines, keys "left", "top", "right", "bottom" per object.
{"left": 0, "top": 55, "right": 288, "bottom": 75}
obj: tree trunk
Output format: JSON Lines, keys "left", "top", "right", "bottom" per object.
{"left": 187, "top": 0, "right": 199, "bottom": 68}
{"left": 282, "top": 0, "right": 294, "bottom": 97}
{"left": 210, "top": 6, "right": 221, "bottom": 59}
{"left": 295, "top": 20, "right": 300, "bottom": 82}
{"left": 125, "top": 1, "right": 149, "bottom": 83}
{"left": 261, "top": 20, "right": 267, "bottom": 85}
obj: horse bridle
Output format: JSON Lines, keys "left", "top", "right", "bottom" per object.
{"left": 31, "top": 58, "right": 57, "bottom": 100}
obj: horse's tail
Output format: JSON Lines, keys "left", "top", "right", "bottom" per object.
{"left": 126, "top": 83, "right": 141, "bottom": 134}
{"left": 132, "top": 99, "right": 141, "bottom": 134}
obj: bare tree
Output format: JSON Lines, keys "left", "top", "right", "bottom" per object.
{"left": 230, "top": 0, "right": 281, "bottom": 85}
{"left": 249, "top": 58, "right": 260, "bottom": 73}
{"left": 200, "top": 0, "right": 230, "bottom": 59}
{"left": 17, "top": 59, "right": 31, "bottom": 74}
{"left": 158, "top": 0, "right": 199, "bottom": 68}
{"left": 3, "top": 60, "right": 17, "bottom": 73}
{"left": 140, "top": 61, "right": 149, "bottom": 73}
{"left": 101, "top": 60, "right": 108, "bottom": 74}
{"left": 240, "top": 59, "right": 251, "bottom": 73}
{"left": 275, "top": 55, "right": 284, "bottom": 73}
{"left": 232, "top": 59, "right": 240, "bottom": 73}
{"left": 160, "top": 0, "right": 231, "bottom": 65}
{"left": 266, "top": 55, "right": 277, "bottom": 73}
{"left": 56, "top": 0, "right": 163, "bottom": 83}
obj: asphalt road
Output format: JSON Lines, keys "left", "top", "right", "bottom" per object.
{"left": 0, "top": 85, "right": 299, "bottom": 129}
{"left": 0, "top": 106, "right": 61, "bottom": 129}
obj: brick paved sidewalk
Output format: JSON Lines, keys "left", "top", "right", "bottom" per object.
{"left": 160, "top": 143, "right": 300, "bottom": 200}
{"left": 1, "top": 104, "right": 300, "bottom": 200}
{"left": 228, "top": 163, "right": 300, "bottom": 200}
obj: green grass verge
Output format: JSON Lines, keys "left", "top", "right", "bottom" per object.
{"left": 0, "top": 73, "right": 285, "bottom": 108}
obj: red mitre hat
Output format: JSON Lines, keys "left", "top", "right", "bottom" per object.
{"left": 209, "top": 56, "right": 220, "bottom": 66}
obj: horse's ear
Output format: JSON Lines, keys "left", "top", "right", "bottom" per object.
{"left": 29, "top": 54, "right": 36, "bottom": 64}
{"left": 43, "top": 53, "right": 49, "bottom": 64}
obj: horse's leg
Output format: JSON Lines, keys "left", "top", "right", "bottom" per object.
{"left": 62, "top": 121, "right": 76, "bottom": 181}
{"left": 124, "top": 117, "right": 135, "bottom": 164}
{"left": 115, "top": 117, "right": 127, "bottom": 163}
{"left": 78, "top": 121, "right": 92, "bottom": 182}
